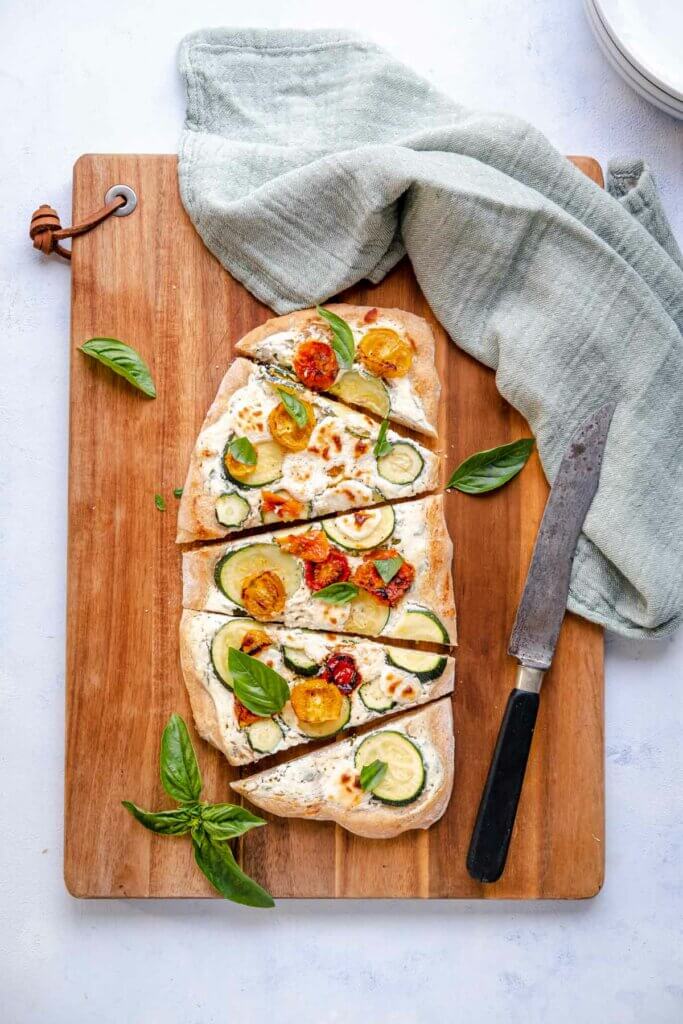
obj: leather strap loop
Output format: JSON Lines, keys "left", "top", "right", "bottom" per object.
{"left": 30, "top": 195, "right": 126, "bottom": 260}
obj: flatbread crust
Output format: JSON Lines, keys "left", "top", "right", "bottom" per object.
{"left": 181, "top": 494, "right": 457, "bottom": 646}
{"left": 179, "top": 609, "right": 456, "bottom": 766}
{"left": 231, "top": 698, "right": 454, "bottom": 839}
{"left": 234, "top": 304, "right": 439, "bottom": 437}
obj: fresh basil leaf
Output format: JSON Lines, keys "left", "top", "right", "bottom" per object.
{"left": 312, "top": 582, "right": 359, "bottom": 604}
{"left": 160, "top": 714, "right": 202, "bottom": 803}
{"left": 360, "top": 759, "right": 388, "bottom": 792}
{"left": 79, "top": 338, "right": 156, "bottom": 398}
{"left": 373, "top": 556, "right": 403, "bottom": 584}
{"left": 192, "top": 829, "right": 274, "bottom": 908}
{"left": 173, "top": 487, "right": 183, "bottom": 499}
{"left": 228, "top": 436, "right": 257, "bottom": 466}
{"left": 121, "top": 801, "right": 195, "bottom": 835}
{"left": 446, "top": 438, "right": 535, "bottom": 494}
{"left": 317, "top": 306, "right": 355, "bottom": 368}
{"left": 276, "top": 387, "right": 309, "bottom": 428}
{"left": 228, "top": 648, "right": 290, "bottom": 716}
{"left": 154, "top": 493, "right": 166, "bottom": 511}
{"left": 200, "top": 803, "right": 266, "bottom": 841}
{"left": 373, "top": 418, "right": 393, "bottom": 459}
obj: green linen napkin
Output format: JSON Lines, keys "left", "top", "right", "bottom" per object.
{"left": 178, "top": 28, "right": 683, "bottom": 639}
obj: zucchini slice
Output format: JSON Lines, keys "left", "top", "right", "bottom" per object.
{"left": 355, "top": 731, "right": 425, "bottom": 805}
{"left": 358, "top": 678, "right": 394, "bottom": 712}
{"left": 323, "top": 504, "right": 395, "bottom": 552}
{"left": 215, "top": 492, "right": 250, "bottom": 528}
{"left": 391, "top": 608, "right": 450, "bottom": 646}
{"left": 376, "top": 442, "right": 424, "bottom": 485}
{"left": 345, "top": 591, "right": 390, "bottom": 637}
{"left": 386, "top": 648, "right": 447, "bottom": 682}
{"left": 329, "top": 370, "right": 390, "bottom": 418}
{"left": 246, "top": 718, "right": 283, "bottom": 754}
{"left": 210, "top": 617, "right": 261, "bottom": 688}
{"left": 223, "top": 439, "right": 284, "bottom": 489}
{"left": 282, "top": 645, "right": 320, "bottom": 677}
{"left": 214, "top": 543, "right": 301, "bottom": 607}
{"left": 295, "top": 696, "right": 351, "bottom": 738}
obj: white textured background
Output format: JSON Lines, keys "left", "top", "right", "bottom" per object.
{"left": 1, "top": 2, "right": 682, "bottom": 1022}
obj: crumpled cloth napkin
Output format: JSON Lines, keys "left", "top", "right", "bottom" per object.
{"left": 178, "top": 28, "right": 683, "bottom": 639}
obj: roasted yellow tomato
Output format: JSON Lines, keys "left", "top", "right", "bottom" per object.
{"left": 290, "top": 678, "right": 343, "bottom": 724}
{"left": 357, "top": 328, "right": 413, "bottom": 379}
{"left": 268, "top": 398, "right": 315, "bottom": 452}
{"left": 223, "top": 449, "right": 255, "bottom": 481}
{"left": 239, "top": 628, "right": 273, "bottom": 655}
{"left": 241, "top": 570, "right": 286, "bottom": 619}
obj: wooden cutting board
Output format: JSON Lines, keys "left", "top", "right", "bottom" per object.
{"left": 65, "top": 154, "right": 604, "bottom": 899}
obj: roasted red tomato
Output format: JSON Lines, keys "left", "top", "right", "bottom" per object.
{"left": 276, "top": 529, "right": 330, "bottom": 562}
{"left": 351, "top": 547, "right": 415, "bottom": 606}
{"left": 323, "top": 653, "right": 361, "bottom": 695}
{"left": 234, "top": 698, "right": 262, "bottom": 728}
{"left": 304, "top": 547, "right": 350, "bottom": 591}
{"left": 293, "top": 339, "right": 339, "bottom": 391}
{"left": 261, "top": 490, "right": 305, "bottom": 522}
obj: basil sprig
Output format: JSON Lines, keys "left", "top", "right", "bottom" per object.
{"left": 228, "top": 436, "right": 257, "bottom": 466}
{"left": 276, "top": 387, "right": 309, "bottom": 428}
{"left": 316, "top": 306, "right": 355, "bottom": 367}
{"left": 360, "top": 759, "right": 388, "bottom": 792}
{"left": 123, "top": 714, "right": 273, "bottom": 908}
{"left": 373, "top": 418, "right": 393, "bottom": 459}
{"left": 312, "top": 582, "right": 360, "bottom": 604}
{"left": 79, "top": 337, "right": 156, "bottom": 398}
{"left": 446, "top": 438, "right": 535, "bottom": 494}
{"left": 373, "top": 555, "right": 403, "bottom": 584}
{"left": 228, "top": 648, "right": 290, "bottom": 715}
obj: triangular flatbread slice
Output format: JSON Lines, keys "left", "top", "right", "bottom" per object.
{"left": 181, "top": 610, "right": 455, "bottom": 766}
{"left": 182, "top": 495, "right": 457, "bottom": 646}
{"left": 177, "top": 358, "right": 439, "bottom": 543}
{"left": 231, "top": 699, "right": 454, "bottom": 839}
{"left": 235, "top": 304, "right": 439, "bottom": 437}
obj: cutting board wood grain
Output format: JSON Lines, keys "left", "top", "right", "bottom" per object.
{"left": 65, "top": 154, "right": 604, "bottom": 899}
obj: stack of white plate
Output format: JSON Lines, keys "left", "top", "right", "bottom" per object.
{"left": 584, "top": 0, "right": 683, "bottom": 119}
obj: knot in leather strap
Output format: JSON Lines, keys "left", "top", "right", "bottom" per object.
{"left": 29, "top": 195, "right": 126, "bottom": 260}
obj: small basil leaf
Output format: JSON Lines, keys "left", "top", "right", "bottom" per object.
{"left": 228, "top": 436, "right": 257, "bottom": 466}
{"left": 446, "top": 438, "right": 535, "bottom": 494}
{"left": 192, "top": 830, "right": 274, "bottom": 908}
{"left": 79, "top": 338, "right": 156, "bottom": 398}
{"left": 316, "top": 306, "right": 355, "bottom": 367}
{"left": 201, "top": 803, "right": 266, "bottom": 841}
{"left": 373, "top": 418, "right": 393, "bottom": 459}
{"left": 228, "top": 648, "right": 290, "bottom": 716}
{"left": 154, "top": 493, "right": 166, "bottom": 511}
{"left": 160, "top": 714, "right": 202, "bottom": 803}
{"left": 312, "top": 582, "right": 359, "bottom": 604}
{"left": 276, "top": 387, "right": 309, "bottom": 428}
{"left": 122, "top": 801, "right": 195, "bottom": 835}
{"left": 373, "top": 556, "right": 403, "bottom": 584}
{"left": 173, "top": 487, "right": 183, "bottom": 499}
{"left": 360, "top": 759, "right": 388, "bottom": 792}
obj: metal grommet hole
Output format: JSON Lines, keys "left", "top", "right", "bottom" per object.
{"left": 104, "top": 184, "right": 137, "bottom": 217}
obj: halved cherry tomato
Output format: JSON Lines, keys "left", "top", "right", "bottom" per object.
{"left": 240, "top": 629, "right": 273, "bottom": 655}
{"left": 291, "top": 678, "right": 343, "bottom": 724}
{"left": 351, "top": 547, "right": 415, "bottom": 606}
{"left": 234, "top": 698, "right": 262, "bottom": 728}
{"left": 304, "top": 548, "right": 350, "bottom": 591}
{"left": 323, "top": 653, "right": 361, "bottom": 695}
{"left": 357, "top": 328, "right": 413, "bottom": 378}
{"left": 241, "top": 570, "right": 286, "bottom": 618}
{"left": 276, "top": 529, "right": 330, "bottom": 562}
{"left": 224, "top": 449, "right": 255, "bottom": 480}
{"left": 293, "top": 340, "right": 338, "bottom": 391}
{"left": 261, "top": 490, "right": 305, "bottom": 522}
{"left": 268, "top": 399, "right": 315, "bottom": 451}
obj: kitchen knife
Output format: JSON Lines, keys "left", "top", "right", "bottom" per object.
{"left": 466, "top": 402, "right": 615, "bottom": 884}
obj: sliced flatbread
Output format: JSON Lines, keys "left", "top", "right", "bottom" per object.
{"left": 231, "top": 698, "right": 454, "bottom": 839}
{"left": 177, "top": 358, "right": 439, "bottom": 543}
{"left": 181, "top": 610, "right": 455, "bottom": 766}
{"left": 234, "top": 304, "right": 439, "bottom": 437}
{"left": 182, "top": 495, "right": 457, "bottom": 646}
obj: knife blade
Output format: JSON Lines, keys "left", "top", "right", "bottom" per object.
{"left": 466, "top": 402, "right": 615, "bottom": 884}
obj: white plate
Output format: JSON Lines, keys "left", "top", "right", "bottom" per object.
{"left": 594, "top": 0, "right": 683, "bottom": 103}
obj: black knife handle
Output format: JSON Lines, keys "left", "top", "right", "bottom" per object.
{"left": 466, "top": 688, "right": 540, "bottom": 883}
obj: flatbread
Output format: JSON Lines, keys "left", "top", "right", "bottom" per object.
{"left": 231, "top": 698, "right": 454, "bottom": 839}
{"left": 235, "top": 304, "right": 439, "bottom": 437}
{"left": 176, "top": 358, "right": 439, "bottom": 543}
{"left": 180, "top": 610, "right": 455, "bottom": 766}
{"left": 182, "top": 494, "right": 457, "bottom": 646}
